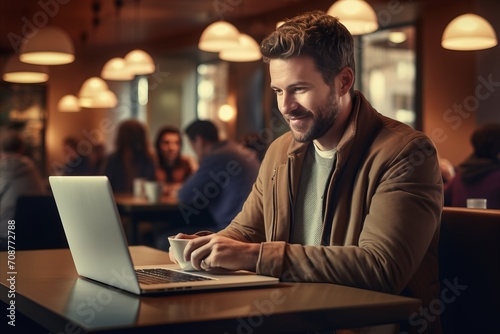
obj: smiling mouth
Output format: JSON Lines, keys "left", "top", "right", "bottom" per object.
{"left": 288, "top": 114, "right": 312, "bottom": 132}
{"left": 287, "top": 109, "right": 311, "bottom": 121}
{"left": 289, "top": 114, "right": 308, "bottom": 121}
{"left": 289, "top": 112, "right": 311, "bottom": 123}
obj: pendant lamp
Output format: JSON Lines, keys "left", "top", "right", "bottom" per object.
{"left": 19, "top": 27, "right": 75, "bottom": 65}
{"left": 57, "top": 94, "right": 80, "bottom": 112}
{"left": 101, "top": 57, "right": 134, "bottom": 80}
{"left": 219, "top": 34, "right": 262, "bottom": 62}
{"left": 388, "top": 31, "right": 407, "bottom": 44}
{"left": 198, "top": 21, "right": 240, "bottom": 52}
{"left": 2, "top": 55, "right": 49, "bottom": 83}
{"left": 327, "top": 0, "right": 378, "bottom": 35}
{"left": 91, "top": 90, "right": 118, "bottom": 108}
{"left": 79, "top": 77, "right": 117, "bottom": 108}
{"left": 124, "top": 49, "right": 155, "bottom": 75}
{"left": 442, "top": 14, "right": 498, "bottom": 51}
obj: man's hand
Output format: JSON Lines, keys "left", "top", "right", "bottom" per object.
{"left": 184, "top": 234, "right": 260, "bottom": 272}
{"left": 168, "top": 233, "right": 199, "bottom": 264}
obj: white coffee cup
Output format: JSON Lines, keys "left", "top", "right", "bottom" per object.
{"left": 168, "top": 237, "right": 195, "bottom": 271}
{"left": 133, "top": 178, "right": 145, "bottom": 198}
{"left": 466, "top": 198, "right": 487, "bottom": 209}
{"left": 144, "top": 181, "right": 162, "bottom": 203}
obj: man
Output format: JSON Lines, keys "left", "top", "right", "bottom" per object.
{"left": 176, "top": 120, "right": 260, "bottom": 232}
{"left": 0, "top": 129, "right": 45, "bottom": 247}
{"left": 444, "top": 122, "right": 500, "bottom": 208}
{"left": 172, "top": 11, "right": 442, "bottom": 333}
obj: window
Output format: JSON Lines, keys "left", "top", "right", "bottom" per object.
{"left": 359, "top": 25, "right": 418, "bottom": 128}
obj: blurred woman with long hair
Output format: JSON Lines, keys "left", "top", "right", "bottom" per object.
{"left": 102, "top": 119, "right": 156, "bottom": 193}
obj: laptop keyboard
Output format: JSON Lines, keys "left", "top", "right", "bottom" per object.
{"left": 135, "top": 268, "right": 213, "bottom": 285}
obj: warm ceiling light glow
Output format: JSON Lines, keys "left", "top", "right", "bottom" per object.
{"left": 198, "top": 21, "right": 240, "bottom": 52}
{"left": 124, "top": 49, "right": 155, "bottom": 75}
{"left": 197, "top": 80, "right": 214, "bottom": 99}
{"left": 19, "top": 27, "right": 75, "bottom": 65}
{"left": 218, "top": 104, "right": 235, "bottom": 122}
{"left": 327, "top": 0, "right": 378, "bottom": 35}
{"left": 197, "top": 100, "right": 209, "bottom": 119}
{"left": 79, "top": 77, "right": 109, "bottom": 97}
{"left": 138, "top": 77, "right": 148, "bottom": 105}
{"left": 101, "top": 57, "right": 134, "bottom": 80}
{"left": 197, "top": 64, "right": 209, "bottom": 75}
{"left": 90, "top": 90, "right": 118, "bottom": 108}
{"left": 442, "top": 13, "right": 498, "bottom": 51}
{"left": 79, "top": 77, "right": 112, "bottom": 108}
{"left": 2, "top": 56, "right": 49, "bottom": 83}
{"left": 219, "top": 34, "right": 262, "bottom": 62}
{"left": 388, "top": 31, "right": 407, "bottom": 44}
{"left": 57, "top": 94, "right": 80, "bottom": 112}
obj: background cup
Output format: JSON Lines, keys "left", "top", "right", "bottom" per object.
{"left": 466, "top": 198, "right": 487, "bottom": 209}
{"left": 133, "top": 178, "right": 145, "bottom": 198}
{"left": 168, "top": 237, "right": 195, "bottom": 271}
{"left": 144, "top": 181, "right": 162, "bottom": 203}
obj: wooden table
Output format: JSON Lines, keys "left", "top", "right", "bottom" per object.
{"left": 115, "top": 194, "right": 181, "bottom": 245}
{"left": 0, "top": 246, "right": 421, "bottom": 333}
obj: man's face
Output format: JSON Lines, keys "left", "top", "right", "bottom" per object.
{"left": 269, "top": 56, "right": 340, "bottom": 143}
{"left": 159, "top": 132, "right": 181, "bottom": 162}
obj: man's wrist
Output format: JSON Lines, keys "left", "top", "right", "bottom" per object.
{"left": 244, "top": 243, "right": 261, "bottom": 272}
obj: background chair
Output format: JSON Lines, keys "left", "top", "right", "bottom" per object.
{"left": 438, "top": 207, "right": 500, "bottom": 333}
{"left": 11, "top": 194, "right": 68, "bottom": 250}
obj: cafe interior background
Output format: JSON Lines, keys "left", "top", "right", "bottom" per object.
{"left": 0, "top": 0, "right": 499, "bottom": 177}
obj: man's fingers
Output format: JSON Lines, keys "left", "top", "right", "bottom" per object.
{"left": 184, "top": 235, "right": 212, "bottom": 261}
{"left": 190, "top": 245, "right": 212, "bottom": 271}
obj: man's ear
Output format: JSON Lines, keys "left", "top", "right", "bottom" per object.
{"left": 337, "top": 67, "right": 354, "bottom": 96}
{"left": 194, "top": 135, "right": 205, "bottom": 146}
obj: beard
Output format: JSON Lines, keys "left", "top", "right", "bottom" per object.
{"left": 286, "top": 89, "right": 340, "bottom": 143}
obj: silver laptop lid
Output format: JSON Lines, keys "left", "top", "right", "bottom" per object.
{"left": 49, "top": 176, "right": 141, "bottom": 295}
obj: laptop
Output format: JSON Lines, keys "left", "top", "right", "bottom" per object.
{"left": 49, "top": 176, "right": 279, "bottom": 295}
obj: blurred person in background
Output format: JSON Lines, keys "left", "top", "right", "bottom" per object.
{"left": 154, "top": 125, "right": 197, "bottom": 196}
{"left": 58, "top": 137, "right": 104, "bottom": 176}
{"left": 61, "top": 136, "right": 92, "bottom": 176}
{"left": 444, "top": 123, "right": 500, "bottom": 209}
{"left": 156, "top": 120, "right": 260, "bottom": 249}
{"left": 177, "top": 120, "right": 260, "bottom": 231}
{"left": 88, "top": 142, "right": 105, "bottom": 175}
{"left": 0, "top": 129, "right": 45, "bottom": 247}
{"left": 101, "top": 119, "right": 156, "bottom": 193}
{"left": 241, "top": 132, "right": 269, "bottom": 162}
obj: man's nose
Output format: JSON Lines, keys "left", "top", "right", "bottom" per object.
{"left": 279, "top": 93, "right": 298, "bottom": 114}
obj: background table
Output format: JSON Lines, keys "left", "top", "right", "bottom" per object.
{"left": 115, "top": 194, "right": 181, "bottom": 244}
{"left": 1, "top": 246, "right": 421, "bottom": 333}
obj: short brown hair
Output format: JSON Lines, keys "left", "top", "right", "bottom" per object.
{"left": 184, "top": 120, "right": 219, "bottom": 143}
{"left": 260, "top": 10, "right": 355, "bottom": 89}
{"left": 471, "top": 123, "right": 500, "bottom": 160}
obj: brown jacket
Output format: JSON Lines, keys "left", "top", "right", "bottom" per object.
{"left": 219, "top": 91, "right": 443, "bottom": 333}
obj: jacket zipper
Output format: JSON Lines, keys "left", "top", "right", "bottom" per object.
{"left": 271, "top": 168, "right": 277, "bottom": 241}
{"left": 287, "top": 156, "right": 295, "bottom": 241}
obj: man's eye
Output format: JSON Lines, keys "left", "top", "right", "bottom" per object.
{"left": 273, "top": 89, "right": 282, "bottom": 95}
{"left": 294, "top": 87, "right": 305, "bottom": 92}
